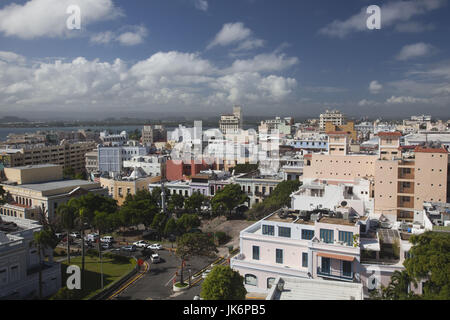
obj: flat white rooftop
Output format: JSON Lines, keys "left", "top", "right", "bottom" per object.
{"left": 268, "top": 276, "right": 363, "bottom": 300}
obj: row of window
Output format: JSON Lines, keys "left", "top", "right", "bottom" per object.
{"left": 261, "top": 225, "right": 353, "bottom": 245}
{"left": 252, "top": 245, "right": 310, "bottom": 268}
{"left": 0, "top": 265, "right": 20, "bottom": 285}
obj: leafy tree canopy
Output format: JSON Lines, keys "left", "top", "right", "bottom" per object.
{"left": 200, "top": 265, "right": 247, "bottom": 300}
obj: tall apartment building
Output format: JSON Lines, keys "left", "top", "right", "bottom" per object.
{"left": 0, "top": 141, "right": 96, "bottom": 173}
{"left": 319, "top": 109, "right": 344, "bottom": 131}
{"left": 219, "top": 106, "right": 243, "bottom": 135}
{"left": 142, "top": 125, "right": 167, "bottom": 146}
{"left": 303, "top": 131, "right": 450, "bottom": 222}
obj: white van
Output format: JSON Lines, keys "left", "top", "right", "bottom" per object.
{"left": 101, "top": 236, "right": 114, "bottom": 243}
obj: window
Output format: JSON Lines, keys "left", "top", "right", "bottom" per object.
{"left": 267, "top": 278, "right": 276, "bottom": 289}
{"left": 301, "top": 229, "right": 314, "bottom": 240}
{"left": 262, "top": 225, "right": 274, "bottom": 236}
{"left": 245, "top": 274, "right": 257, "bottom": 286}
{"left": 10, "top": 265, "right": 19, "bottom": 282}
{"left": 276, "top": 249, "right": 283, "bottom": 264}
{"left": 278, "top": 226, "right": 291, "bottom": 238}
{"left": 302, "top": 252, "right": 308, "bottom": 268}
{"left": 339, "top": 231, "right": 353, "bottom": 246}
{"left": 320, "top": 229, "right": 334, "bottom": 243}
{"left": 0, "top": 268, "right": 7, "bottom": 285}
{"left": 252, "top": 246, "right": 260, "bottom": 260}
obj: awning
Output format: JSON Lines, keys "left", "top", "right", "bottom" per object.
{"left": 317, "top": 252, "right": 355, "bottom": 262}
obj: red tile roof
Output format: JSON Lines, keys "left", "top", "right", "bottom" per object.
{"left": 414, "top": 146, "right": 448, "bottom": 154}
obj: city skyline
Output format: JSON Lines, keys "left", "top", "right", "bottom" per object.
{"left": 0, "top": 0, "right": 450, "bottom": 118}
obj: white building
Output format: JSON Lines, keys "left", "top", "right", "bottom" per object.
{"left": 219, "top": 106, "right": 243, "bottom": 135}
{"left": 319, "top": 109, "right": 344, "bottom": 131}
{"left": 122, "top": 155, "right": 165, "bottom": 177}
{"left": 98, "top": 145, "right": 148, "bottom": 174}
{"left": 0, "top": 216, "right": 61, "bottom": 299}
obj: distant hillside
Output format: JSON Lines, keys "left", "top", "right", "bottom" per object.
{"left": 0, "top": 116, "right": 29, "bottom": 123}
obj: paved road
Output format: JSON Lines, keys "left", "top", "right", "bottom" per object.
{"left": 112, "top": 249, "right": 216, "bottom": 300}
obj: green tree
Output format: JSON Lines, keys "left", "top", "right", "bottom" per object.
{"left": 201, "top": 265, "right": 247, "bottom": 300}
{"left": 66, "top": 193, "right": 118, "bottom": 288}
{"left": 63, "top": 166, "right": 75, "bottom": 179}
{"left": 119, "top": 190, "right": 159, "bottom": 228}
{"left": 185, "top": 192, "right": 207, "bottom": 214}
{"left": 32, "top": 227, "right": 59, "bottom": 299}
{"left": 151, "top": 212, "right": 167, "bottom": 241}
{"left": 176, "top": 233, "right": 217, "bottom": 285}
{"left": 246, "top": 180, "right": 302, "bottom": 220}
{"left": 55, "top": 204, "right": 77, "bottom": 264}
{"left": 211, "top": 184, "right": 247, "bottom": 219}
{"left": 229, "top": 163, "right": 258, "bottom": 174}
{"left": 164, "top": 217, "right": 177, "bottom": 237}
{"left": 0, "top": 186, "right": 6, "bottom": 205}
{"left": 176, "top": 214, "right": 201, "bottom": 234}
{"left": 404, "top": 231, "right": 450, "bottom": 299}
{"left": 168, "top": 193, "right": 185, "bottom": 213}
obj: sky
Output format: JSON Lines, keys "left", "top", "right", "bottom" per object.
{"left": 0, "top": 0, "right": 449, "bottom": 120}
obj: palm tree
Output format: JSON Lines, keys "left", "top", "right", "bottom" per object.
{"left": 31, "top": 228, "right": 58, "bottom": 299}
{"left": 56, "top": 204, "right": 77, "bottom": 264}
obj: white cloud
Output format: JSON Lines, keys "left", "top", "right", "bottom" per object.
{"left": 358, "top": 99, "right": 378, "bottom": 106}
{"left": 226, "top": 53, "right": 298, "bottom": 73}
{"left": 369, "top": 80, "right": 383, "bottom": 94}
{"left": 0, "top": 0, "right": 122, "bottom": 39}
{"left": 319, "top": 0, "right": 446, "bottom": 38}
{"left": 117, "top": 26, "right": 148, "bottom": 46}
{"left": 0, "top": 51, "right": 26, "bottom": 64}
{"left": 90, "top": 26, "right": 148, "bottom": 46}
{"left": 386, "top": 96, "right": 430, "bottom": 104}
{"left": 207, "top": 22, "right": 264, "bottom": 52}
{"left": 396, "top": 42, "right": 435, "bottom": 61}
{"left": 0, "top": 50, "right": 299, "bottom": 114}
{"left": 194, "top": 0, "right": 208, "bottom": 12}
{"left": 90, "top": 31, "right": 115, "bottom": 44}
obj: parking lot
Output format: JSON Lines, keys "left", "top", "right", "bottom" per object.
{"left": 56, "top": 236, "right": 216, "bottom": 300}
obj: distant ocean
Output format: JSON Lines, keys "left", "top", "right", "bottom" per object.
{"left": 0, "top": 125, "right": 151, "bottom": 141}
{"left": 0, "top": 124, "right": 254, "bottom": 141}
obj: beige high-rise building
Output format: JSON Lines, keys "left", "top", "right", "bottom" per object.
{"left": 219, "top": 106, "right": 243, "bottom": 134}
{"left": 303, "top": 131, "right": 449, "bottom": 221}
{"left": 319, "top": 109, "right": 344, "bottom": 131}
{"left": 0, "top": 141, "right": 96, "bottom": 173}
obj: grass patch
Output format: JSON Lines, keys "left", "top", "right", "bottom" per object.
{"left": 56, "top": 254, "right": 136, "bottom": 300}
{"left": 174, "top": 282, "right": 189, "bottom": 288}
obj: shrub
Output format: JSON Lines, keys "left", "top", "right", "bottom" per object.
{"left": 214, "top": 231, "right": 230, "bottom": 245}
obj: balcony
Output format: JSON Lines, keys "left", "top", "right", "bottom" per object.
{"left": 398, "top": 168, "right": 415, "bottom": 180}
{"left": 317, "top": 267, "right": 354, "bottom": 282}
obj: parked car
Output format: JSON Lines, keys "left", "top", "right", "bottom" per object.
{"left": 55, "top": 233, "right": 66, "bottom": 240}
{"left": 101, "top": 242, "right": 112, "bottom": 250}
{"left": 150, "top": 253, "right": 160, "bottom": 263}
{"left": 148, "top": 243, "right": 162, "bottom": 250}
{"left": 61, "top": 236, "right": 74, "bottom": 244}
{"left": 121, "top": 245, "right": 136, "bottom": 252}
{"left": 101, "top": 236, "right": 114, "bottom": 243}
{"left": 133, "top": 240, "right": 149, "bottom": 248}
{"left": 202, "top": 269, "right": 211, "bottom": 279}
{"left": 85, "top": 233, "right": 99, "bottom": 242}
{"left": 70, "top": 232, "right": 80, "bottom": 239}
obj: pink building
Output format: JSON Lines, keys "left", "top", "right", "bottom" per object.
{"left": 230, "top": 209, "right": 363, "bottom": 293}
